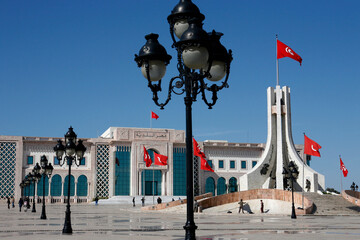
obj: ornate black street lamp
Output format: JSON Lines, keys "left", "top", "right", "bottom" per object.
{"left": 283, "top": 161, "right": 299, "bottom": 219}
{"left": 39, "top": 155, "right": 54, "bottom": 219}
{"left": 29, "top": 166, "right": 41, "bottom": 213}
{"left": 54, "top": 126, "right": 86, "bottom": 234}
{"left": 351, "top": 182, "right": 356, "bottom": 191}
{"left": 134, "top": 1, "right": 232, "bottom": 239}
{"left": 19, "top": 181, "right": 25, "bottom": 199}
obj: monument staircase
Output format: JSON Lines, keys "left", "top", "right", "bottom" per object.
{"left": 304, "top": 192, "right": 360, "bottom": 215}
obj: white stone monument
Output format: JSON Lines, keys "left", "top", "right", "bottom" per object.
{"left": 240, "top": 86, "right": 325, "bottom": 192}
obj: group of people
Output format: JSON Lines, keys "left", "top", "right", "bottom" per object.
{"left": 6, "top": 197, "right": 30, "bottom": 212}
{"left": 238, "top": 199, "right": 264, "bottom": 214}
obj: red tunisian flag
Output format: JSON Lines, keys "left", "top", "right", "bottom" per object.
{"left": 277, "top": 40, "right": 302, "bottom": 65}
{"left": 304, "top": 134, "right": 321, "bottom": 157}
{"left": 151, "top": 111, "right": 159, "bottom": 120}
{"left": 200, "top": 157, "right": 214, "bottom": 172}
{"left": 143, "top": 147, "right": 152, "bottom": 167}
{"left": 154, "top": 152, "right": 168, "bottom": 166}
{"left": 193, "top": 138, "right": 206, "bottom": 159}
{"left": 340, "top": 158, "right": 348, "bottom": 177}
{"left": 193, "top": 138, "right": 214, "bottom": 172}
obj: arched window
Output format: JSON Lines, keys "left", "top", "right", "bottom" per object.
{"left": 217, "top": 177, "right": 226, "bottom": 195}
{"left": 63, "top": 175, "right": 75, "bottom": 196}
{"left": 77, "top": 175, "right": 88, "bottom": 196}
{"left": 205, "top": 177, "right": 215, "bottom": 196}
{"left": 228, "top": 177, "right": 238, "bottom": 193}
{"left": 51, "top": 174, "right": 62, "bottom": 196}
{"left": 37, "top": 175, "right": 49, "bottom": 196}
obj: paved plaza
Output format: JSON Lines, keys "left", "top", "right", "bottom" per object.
{"left": 1, "top": 202, "right": 360, "bottom": 240}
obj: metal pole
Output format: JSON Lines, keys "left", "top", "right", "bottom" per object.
{"left": 32, "top": 180, "right": 36, "bottom": 212}
{"left": 183, "top": 75, "right": 197, "bottom": 240}
{"left": 291, "top": 177, "right": 297, "bottom": 219}
{"left": 63, "top": 157, "right": 73, "bottom": 234}
{"left": 276, "top": 35, "right": 279, "bottom": 86}
{"left": 41, "top": 174, "right": 47, "bottom": 219}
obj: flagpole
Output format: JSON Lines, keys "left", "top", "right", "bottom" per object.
{"left": 340, "top": 155, "right": 343, "bottom": 194}
{"left": 150, "top": 111, "right": 152, "bottom": 129}
{"left": 276, "top": 34, "right": 279, "bottom": 86}
{"left": 302, "top": 132, "right": 305, "bottom": 209}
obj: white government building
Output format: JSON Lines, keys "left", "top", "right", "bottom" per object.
{"left": 0, "top": 86, "right": 325, "bottom": 203}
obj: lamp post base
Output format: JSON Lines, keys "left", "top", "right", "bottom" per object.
{"left": 62, "top": 207, "right": 72, "bottom": 234}
{"left": 31, "top": 202, "right": 36, "bottom": 213}
{"left": 184, "top": 221, "right": 198, "bottom": 240}
{"left": 40, "top": 204, "right": 47, "bottom": 219}
{"left": 291, "top": 203, "right": 297, "bottom": 219}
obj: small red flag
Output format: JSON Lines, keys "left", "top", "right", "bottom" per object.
{"left": 277, "top": 40, "right": 302, "bottom": 65}
{"left": 151, "top": 111, "right": 159, "bottom": 120}
{"left": 154, "top": 152, "right": 168, "bottom": 166}
{"left": 200, "top": 156, "right": 214, "bottom": 172}
{"left": 115, "top": 157, "right": 120, "bottom": 166}
{"left": 340, "top": 158, "right": 348, "bottom": 177}
{"left": 143, "top": 147, "right": 152, "bottom": 167}
{"left": 304, "top": 134, "right": 321, "bottom": 157}
{"left": 193, "top": 138, "right": 206, "bottom": 159}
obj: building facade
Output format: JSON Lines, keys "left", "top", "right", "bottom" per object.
{"left": 0, "top": 127, "right": 311, "bottom": 203}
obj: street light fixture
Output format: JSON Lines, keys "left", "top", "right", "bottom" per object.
{"left": 30, "top": 166, "right": 42, "bottom": 213}
{"left": 134, "top": 1, "right": 232, "bottom": 239}
{"left": 39, "top": 155, "right": 54, "bottom": 219}
{"left": 283, "top": 161, "right": 299, "bottom": 219}
{"left": 54, "top": 126, "right": 86, "bottom": 234}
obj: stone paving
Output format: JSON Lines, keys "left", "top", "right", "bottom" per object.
{"left": 1, "top": 203, "right": 360, "bottom": 240}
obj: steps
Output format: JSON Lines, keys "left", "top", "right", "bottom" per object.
{"left": 304, "top": 192, "right": 360, "bottom": 215}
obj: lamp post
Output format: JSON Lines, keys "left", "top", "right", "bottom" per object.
{"left": 54, "top": 126, "right": 86, "bottom": 234}
{"left": 19, "top": 181, "right": 25, "bottom": 200}
{"left": 283, "top": 161, "right": 299, "bottom": 219}
{"left": 31, "top": 164, "right": 42, "bottom": 213}
{"left": 351, "top": 182, "right": 356, "bottom": 191}
{"left": 24, "top": 175, "right": 30, "bottom": 209}
{"left": 39, "top": 155, "right": 54, "bottom": 219}
{"left": 134, "top": 1, "right": 232, "bottom": 239}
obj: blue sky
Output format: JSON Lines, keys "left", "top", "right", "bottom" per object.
{"left": 1, "top": 0, "right": 359, "bottom": 191}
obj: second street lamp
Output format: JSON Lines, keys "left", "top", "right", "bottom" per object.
{"left": 135, "top": 1, "right": 232, "bottom": 239}
{"left": 283, "top": 161, "right": 299, "bottom": 219}
{"left": 54, "top": 126, "right": 86, "bottom": 234}
{"left": 40, "top": 155, "right": 54, "bottom": 219}
{"left": 30, "top": 166, "right": 41, "bottom": 213}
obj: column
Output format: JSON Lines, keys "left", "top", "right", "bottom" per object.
{"left": 61, "top": 180, "right": 65, "bottom": 203}
{"left": 161, "top": 170, "right": 166, "bottom": 196}
{"left": 275, "top": 86, "right": 284, "bottom": 190}
{"left": 138, "top": 170, "right": 142, "bottom": 196}
{"left": 87, "top": 182, "right": 91, "bottom": 202}
{"left": 74, "top": 181, "right": 78, "bottom": 203}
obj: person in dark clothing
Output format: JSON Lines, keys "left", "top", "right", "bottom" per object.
{"left": 157, "top": 197, "right": 162, "bottom": 204}
{"left": 7, "top": 197, "right": 10, "bottom": 209}
{"left": 132, "top": 197, "right": 135, "bottom": 207}
{"left": 260, "top": 200, "right": 264, "bottom": 213}
{"left": 95, "top": 196, "right": 99, "bottom": 205}
{"left": 238, "top": 199, "right": 245, "bottom": 213}
{"left": 141, "top": 197, "right": 145, "bottom": 206}
{"left": 18, "top": 198, "right": 24, "bottom": 212}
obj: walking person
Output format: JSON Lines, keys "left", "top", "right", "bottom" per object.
{"left": 7, "top": 197, "right": 10, "bottom": 209}
{"left": 24, "top": 198, "right": 28, "bottom": 212}
{"left": 141, "top": 197, "right": 145, "bottom": 206}
{"left": 95, "top": 196, "right": 99, "bottom": 205}
{"left": 18, "top": 198, "right": 24, "bottom": 212}
{"left": 238, "top": 199, "right": 245, "bottom": 213}
{"left": 11, "top": 197, "right": 15, "bottom": 208}
{"left": 260, "top": 200, "right": 264, "bottom": 213}
{"left": 132, "top": 197, "right": 135, "bottom": 207}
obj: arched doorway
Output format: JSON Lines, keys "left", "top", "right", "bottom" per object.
{"left": 228, "top": 177, "right": 238, "bottom": 193}
{"left": 63, "top": 175, "right": 75, "bottom": 196}
{"left": 217, "top": 177, "right": 226, "bottom": 195}
{"left": 37, "top": 175, "right": 49, "bottom": 196}
{"left": 205, "top": 177, "right": 215, "bottom": 196}
{"left": 77, "top": 175, "right": 88, "bottom": 196}
{"left": 50, "top": 174, "right": 62, "bottom": 196}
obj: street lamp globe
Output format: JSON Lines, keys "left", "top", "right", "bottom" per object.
{"left": 54, "top": 140, "right": 65, "bottom": 160}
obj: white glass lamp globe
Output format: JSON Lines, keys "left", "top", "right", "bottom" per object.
{"left": 174, "top": 20, "right": 189, "bottom": 39}
{"left": 182, "top": 46, "right": 209, "bottom": 69}
{"left": 206, "top": 61, "right": 226, "bottom": 81}
{"left": 141, "top": 60, "right": 166, "bottom": 82}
